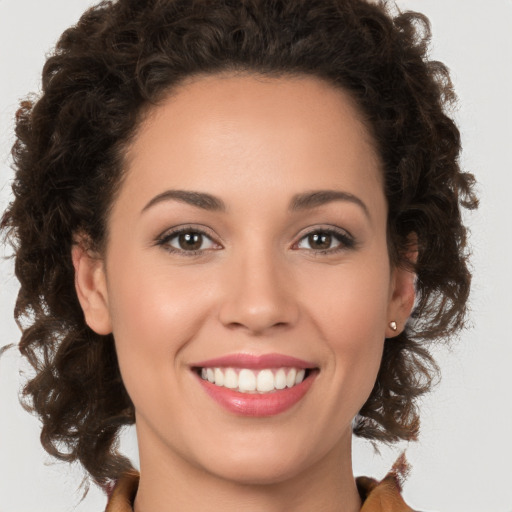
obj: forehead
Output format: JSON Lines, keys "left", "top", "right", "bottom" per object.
{"left": 120, "top": 73, "right": 383, "bottom": 212}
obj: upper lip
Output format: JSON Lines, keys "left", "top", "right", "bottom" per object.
{"left": 191, "top": 353, "right": 317, "bottom": 370}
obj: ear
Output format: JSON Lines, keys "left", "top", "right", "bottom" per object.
{"left": 71, "top": 240, "right": 112, "bottom": 335}
{"left": 386, "top": 233, "right": 418, "bottom": 338}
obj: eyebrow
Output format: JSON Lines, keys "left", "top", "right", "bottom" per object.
{"left": 141, "top": 188, "right": 369, "bottom": 217}
{"left": 141, "top": 190, "right": 226, "bottom": 214}
{"left": 290, "top": 190, "right": 370, "bottom": 218}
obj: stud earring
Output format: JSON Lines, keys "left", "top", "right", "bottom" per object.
{"left": 389, "top": 321, "right": 397, "bottom": 331}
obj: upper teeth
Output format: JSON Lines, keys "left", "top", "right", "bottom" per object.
{"left": 200, "top": 367, "right": 307, "bottom": 394}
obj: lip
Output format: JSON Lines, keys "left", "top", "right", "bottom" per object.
{"left": 195, "top": 370, "right": 317, "bottom": 416}
{"left": 191, "top": 352, "right": 316, "bottom": 370}
{"left": 191, "top": 353, "right": 318, "bottom": 417}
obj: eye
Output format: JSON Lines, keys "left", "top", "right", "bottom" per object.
{"left": 156, "top": 227, "right": 220, "bottom": 254}
{"left": 171, "top": 231, "right": 215, "bottom": 251}
{"left": 295, "top": 228, "right": 354, "bottom": 253}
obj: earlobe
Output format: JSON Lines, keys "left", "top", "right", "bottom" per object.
{"left": 386, "top": 266, "right": 416, "bottom": 338}
{"left": 71, "top": 241, "right": 112, "bottom": 335}
{"left": 387, "top": 234, "right": 418, "bottom": 338}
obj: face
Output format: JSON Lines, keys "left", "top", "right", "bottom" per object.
{"left": 74, "top": 74, "right": 414, "bottom": 486}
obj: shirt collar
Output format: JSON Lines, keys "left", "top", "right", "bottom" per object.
{"left": 105, "top": 470, "right": 415, "bottom": 512}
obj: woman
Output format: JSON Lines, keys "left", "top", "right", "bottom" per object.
{"left": 1, "top": 0, "right": 478, "bottom": 510}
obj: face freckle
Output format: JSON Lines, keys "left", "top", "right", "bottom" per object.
{"left": 90, "top": 73, "right": 413, "bottom": 488}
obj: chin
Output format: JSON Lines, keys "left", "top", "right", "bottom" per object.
{"left": 204, "top": 456, "right": 308, "bottom": 486}
{"left": 191, "top": 437, "right": 322, "bottom": 486}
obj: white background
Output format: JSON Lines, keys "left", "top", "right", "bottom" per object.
{"left": 0, "top": 1, "right": 511, "bottom": 511}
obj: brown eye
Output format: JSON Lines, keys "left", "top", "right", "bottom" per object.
{"left": 162, "top": 230, "right": 217, "bottom": 252}
{"left": 178, "top": 232, "right": 203, "bottom": 251}
{"left": 296, "top": 229, "right": 353, "bottom": 252}
{"left": 307, "top": 232, "right": 332, "bottom": 250}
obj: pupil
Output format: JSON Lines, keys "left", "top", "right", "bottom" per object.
{"left": 309, "top": 232, "right": 331, "bottom": 249}
{"left": 179, "top": 232, "right": 202, "bottom": 250}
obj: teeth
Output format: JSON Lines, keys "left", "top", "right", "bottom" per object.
{"left": 286, "top": 368, "right": 296, "bottom": 388}
{"left": 275, "top": 369, "right": 287, "bottom": 390}
{"left": 256, "top": 369, "right": 275, "bottom": 392}
{"left": 238, "top": 369, "right": 256, "bottom": 392}
{"left": 214, "top": 368, "right": 224, "bottom": 387}
{"left": 199, "top": 367, "right": 308, "bottom": 394}
{"left": 224, "top": 368, "right": 238, "bottom": 389}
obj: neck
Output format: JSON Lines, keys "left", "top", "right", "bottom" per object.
{"left": 133, "top": 427, "right": 361, "bottom": 512}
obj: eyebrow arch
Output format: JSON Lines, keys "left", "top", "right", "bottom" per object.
{"left": 141, "top": 190, "right": 226, "bottom": 214}
{"left": 290, "top": 190, "right": 370, "bottom": 218}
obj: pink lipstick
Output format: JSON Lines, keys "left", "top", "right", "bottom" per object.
{"left": 191, "top": 353, "right": 318, "bottom": 417}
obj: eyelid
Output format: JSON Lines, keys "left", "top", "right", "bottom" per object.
{"left": 155, "top": 224, "right": 223, "bottom": 254}
{"left": 291, "top": 225, "right": 356, "bottom": 252}
{"left": 153, "top": 223, "right": 355, "bottom": 256}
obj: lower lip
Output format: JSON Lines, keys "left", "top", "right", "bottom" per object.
{"left": 195, "top": 371, "right": 317, "bottom": 417}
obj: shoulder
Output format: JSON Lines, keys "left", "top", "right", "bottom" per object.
{"left": 104, "top": 471, "right": 139, "bottom": 512}
{"left": 356, "top": 473, "right": 419, "bottom": 512}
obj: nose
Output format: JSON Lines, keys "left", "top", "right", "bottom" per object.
{"left": 218, "top": 248, "right": 299, "bottom": 335}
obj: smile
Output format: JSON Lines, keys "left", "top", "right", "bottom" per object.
{"left": 191, "top": 353, "right": 318, "bottom": 416}
{"left": 199, "top": 367, "right": 308, "bottom": 394}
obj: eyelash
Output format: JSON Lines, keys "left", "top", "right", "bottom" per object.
{"left": 293, "top": 227, "right": 355, "bottom": 254}
{"left": 155, "top": 226, "right": 221, "bottom": 256}
{"left": 155, "top": 226, "right": 355, "bottom": 256}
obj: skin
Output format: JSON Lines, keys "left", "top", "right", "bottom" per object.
{"left": 73, "top": 73, "right": 415, "bottom": 512}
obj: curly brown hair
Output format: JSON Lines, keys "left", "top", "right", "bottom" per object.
{"left": 2, "top": 0, "right": 477, "bottom": 490}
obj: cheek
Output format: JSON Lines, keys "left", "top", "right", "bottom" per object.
{"left": 302, "top": 259, "right": 390, "bottom": 398}
{"left": 105, "top": 257, "right": 214, "bottom": 394}
{"left": 303, "top": 256, "right": 391, "bottom": 338}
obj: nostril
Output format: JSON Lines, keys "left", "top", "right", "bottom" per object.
{"left": 225, "top": 321, "right": 246, "bottom": 330}
{"left": 224, "top": 319, "right": 291, "bottom": 335}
